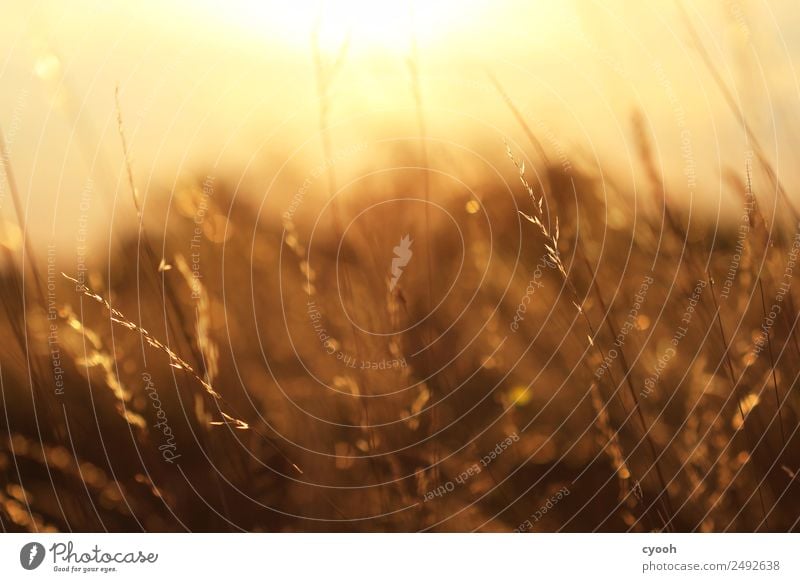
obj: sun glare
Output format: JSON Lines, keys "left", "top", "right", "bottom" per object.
{"left": 200, "top": 0, "right": 485, "bottom": 54}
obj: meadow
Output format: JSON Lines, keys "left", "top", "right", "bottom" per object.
{"left": 1, "top": 0, "right": 799, "bottom": 533}
{"left": 1, "top": 125, "right": 798, "bottom": 532}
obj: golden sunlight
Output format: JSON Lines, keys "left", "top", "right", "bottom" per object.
{"left": 195, "top": 0, "right": 494, "bottom": 54}
{"left": 2, "top": 0, "right": 800, "bottom": 548}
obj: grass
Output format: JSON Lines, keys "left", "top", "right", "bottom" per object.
{"left": 0, "top": 19, "right": 799, "bottom": 533}
{"left": 0, "top": 128, "right": 797, "bottom": 531}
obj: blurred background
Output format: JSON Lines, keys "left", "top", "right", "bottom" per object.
{"left": 2, "top": 0, "right": 800, "bottom": 249}
{"left": 1, "top": 0, "right": 799, "bottom": 532}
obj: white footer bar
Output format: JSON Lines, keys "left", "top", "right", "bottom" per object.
{"left": 1, "top": 533, "right": 797, "bottom": 581}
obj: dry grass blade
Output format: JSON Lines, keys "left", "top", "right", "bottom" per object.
{"left": 175, "top": 253, "right": 219, "bottom": 387}
{"left": 61, "top": 273, "right": 233, "bottom": 417}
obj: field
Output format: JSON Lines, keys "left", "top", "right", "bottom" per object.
{"left": 1, "top": 0, "right": 799, "bottom": 533}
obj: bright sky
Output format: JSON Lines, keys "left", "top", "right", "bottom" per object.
{"left": 1, "top": 0, "right": 800, "bottom": 251}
